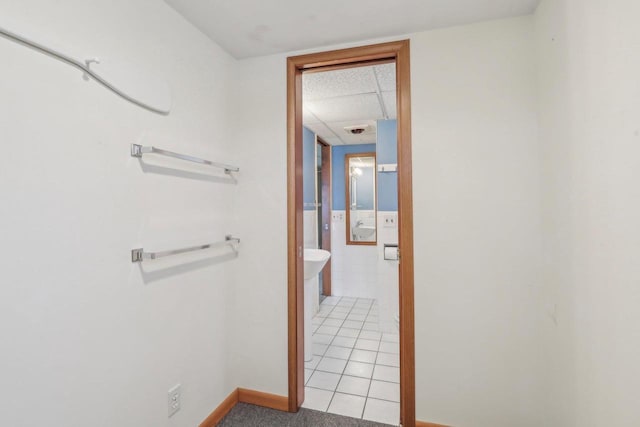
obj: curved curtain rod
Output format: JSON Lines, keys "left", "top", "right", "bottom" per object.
{"left": 0, "top": 25, "right": 169, "bottom": 115}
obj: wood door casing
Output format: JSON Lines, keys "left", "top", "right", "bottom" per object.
{"left": 287, "top": 40, "right": 414, "bottom": 425}
{"left": 319, "top": 139, "right": 332, "bottom": 295}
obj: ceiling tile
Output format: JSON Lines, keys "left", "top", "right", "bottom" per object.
{"left": 374, "top": 63, "right": 396, "bottom": 92}
{"left": 381, "top": 91, "right": 397, "bottom": 119}
{"left": 303, "top": 122, "right": 341, "bottom": 144}
{"left": 303, "top": 106, "right": 321, "bottom": 124}
{"left": 306, "top": 93, "right": 383, "bottom": 123}
{"left": 341, "top": 132, "right": 377, "bottom": 145}
{"left": 323, "top": 137, "right": 344, "bottom": 146}
{"left": 303, "top": 67, "right": 377, "bottom": 101}
{"left": 326, "top": 119, "right": 376, "bottom": 137}
{"left": 326, "top": 120, "right": 377, "bottom": 145}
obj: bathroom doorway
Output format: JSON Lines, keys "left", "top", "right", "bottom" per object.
{"left": 287, "top": 41, "right": 415, "bottom": 426}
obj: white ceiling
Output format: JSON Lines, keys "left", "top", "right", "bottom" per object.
{"left": 164, "top": 0, "right": 540, "bottom": 59}
{"left": 303, "top": 63, "right": 395, "bottom": 145}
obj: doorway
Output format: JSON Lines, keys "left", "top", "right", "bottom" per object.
{"left": 287, "top": 40, "right": 415, "bottom": 426}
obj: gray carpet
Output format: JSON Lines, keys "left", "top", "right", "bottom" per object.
{"left": 217, "top": 403, "right": 394, "bottom": 426}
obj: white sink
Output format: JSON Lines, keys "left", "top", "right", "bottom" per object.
{"left": 303, "top": 249, "right": 331, "bottom": 280}
{"left": 303, "top": 249, "right": 331, "bottom": 362}
{"left": 353, "top": 225, "right": 375, "bottom": 239}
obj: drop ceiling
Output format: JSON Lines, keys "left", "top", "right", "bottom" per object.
{"left": 164, "top": 0, "right": 540, "bottom": 59}
{"left": 303, "top": 63, "right": 395, "bottom": 146}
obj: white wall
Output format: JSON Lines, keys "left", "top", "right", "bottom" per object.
{"left": 229, "top": 15, "right": 545, "bottom": 426}
{"left": 227, "top": 53, "right": 290, "bottom": 395}
{"left": 303, "top": 210, "right": 318, "bottom": 249}
{"left": 330, "top": 210, "right": 379, "bottom": 299}
{"left": 534, "top": 2, "right": 575, "bottom": 424}
{"left": 376, "top": 212, "right": 399, "bottom": 334}
{"left": 535, "top": 1, "right": 640, "bottom": 425}
{"left": 411, "top": 17, "right": 545, "bottom": 426}
{"left": 329, "top": 210, "right": 399, "bottom": 334}
{"left": 0, "top": 1, "right": 238, "bottom": 426}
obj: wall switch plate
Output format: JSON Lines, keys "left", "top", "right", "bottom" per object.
{"left": 383, "top": 214, "right": 397, "bottom": 227}
{"left": 332, "top": 212, "right": 344, "bottom": 222}
{"left": 168, "top": 384, "right": 181, "bottom": 417}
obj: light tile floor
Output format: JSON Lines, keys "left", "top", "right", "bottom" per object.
{"left": 302, "top": 296, "right": 400, "bottom": 426}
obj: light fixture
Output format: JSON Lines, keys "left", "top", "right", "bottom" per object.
{"left": 344, "top": 124, "right": 370, "bottom": 135}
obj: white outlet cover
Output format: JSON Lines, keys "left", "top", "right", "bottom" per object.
{"left": 332, "top": 212, "right": 344, "bottom": 222}
{"left": 383, "top": 214, "right": 397, "bottom": 228}
{"left": 168, "top": 384, "right": 181, "bottom": 417}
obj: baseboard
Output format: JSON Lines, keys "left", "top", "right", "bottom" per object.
{"left": 199, "top": 389, "right": 239, "bottom": 427}
{"left": 416, "top": 421, "right": 450, "bottom": 427}
{"left": 202, "top": 388, "right": 437, "bottom": 427}
{"left": 237, "top": 388, "right": 289, "bottom": 411}
{"left": 199, "top": 388, "right": 289, "bottom": 427}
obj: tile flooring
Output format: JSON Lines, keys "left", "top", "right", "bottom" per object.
{"left": 302, "top": 296, "right": 400, "bottom": 426}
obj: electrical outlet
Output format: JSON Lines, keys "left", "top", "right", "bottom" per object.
{"left": 168, "top": 384, "right": 181, "bottom": 417}
{"left": 383, "top": 214, "right": 397, "bottom": 227}
{"left": 332, "top": 212, "right": 344, "bottom": 222}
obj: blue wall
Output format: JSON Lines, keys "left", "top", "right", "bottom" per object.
{"left": 303, "top": 126, "right": 316, "bottom": 210}
{"left": 376, "top": 120, "right": 398, "bottom": 211}
{"left": 332, "top": 144, "right": 376, "bottom": 210}
{"left": 326, "top": 120, "right": 398, "bottom": 212}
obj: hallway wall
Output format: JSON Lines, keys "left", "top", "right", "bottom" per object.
{"left": 535, "top": 0, "right": 640, "bottom": 425}
{"left": 411, "top": 16, "right": 544, "bottom": 426}
{"left": 228, "top": 52, "right": 290, "bottom": 396}
{"left": 230, "top": 15, "right": 546, "bottom": 427}
{"left": 0, "top": 1, "right": 238, "bottom": 426}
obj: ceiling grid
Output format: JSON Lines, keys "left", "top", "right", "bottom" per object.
{"left": 302, "top": 63, "right": 396, "bottom": 145}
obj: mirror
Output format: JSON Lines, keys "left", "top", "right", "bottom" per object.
{"left": 345, "top": 152, "right": 377, "bottom": 245}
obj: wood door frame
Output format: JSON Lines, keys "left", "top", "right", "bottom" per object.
{"left": 344, "top": 151, "right": 378, "bottom": 246}
{"left": 318, "top": 137, "right": 332, "bottom": 296}
{"left": 287, "top": 40, "right": 415, "bottom": 426}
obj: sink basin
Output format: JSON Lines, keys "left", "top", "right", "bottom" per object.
{"left": 303, "top": 249, "right": 331, "bottom": 280}
{"left": 353, "top": 225, "right": 375, "bottom": 239}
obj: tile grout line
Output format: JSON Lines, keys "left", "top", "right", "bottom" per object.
{"left": 310, "top": 296, "right": 400, "bottom": 420}
{"left": 325, "top": 296, "right": 362, "bottom": 416}
{"left": 359, "top": 300, "right": 376, "bottom": 420}
{"left": 350, "top": 297, "right": 372, "bottom": 418}
{"left": 327, "top": 296, "right": 352, "bottom": 415}
{"left": 306, "top": 385, "right": 401, "bottom": 405}
{"left": 323, "top": 295, "right": 346, "bottom": 414}
{"left": 308, "top": 296, "right": 341, "bottom": 411}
